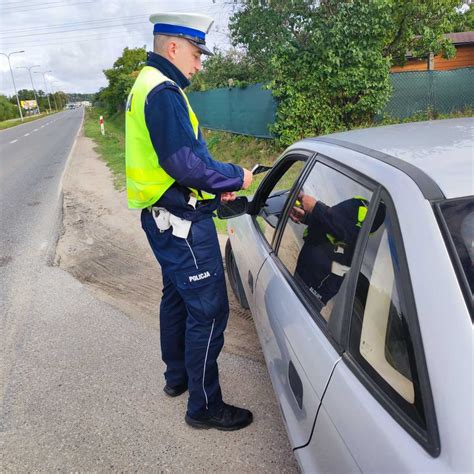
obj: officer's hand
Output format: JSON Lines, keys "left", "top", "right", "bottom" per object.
{"left": 221, "top": 192, "right": 237, "bottom": 202}
{"left": 241, "top": 168, "right": 253, "bottom": 190}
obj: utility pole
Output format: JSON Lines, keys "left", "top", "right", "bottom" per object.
{"left": 0, "top": 50, "right": 25, "bottom": 121}
{"left": 16, "top": 64, "right": 41, "bottom": 114}
{"left": 35, "top": 70, "right": 52, "bottom": 113}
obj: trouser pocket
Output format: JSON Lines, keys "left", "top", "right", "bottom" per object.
{"left": 174, "top": 258, "right": 228, "bottom": 323}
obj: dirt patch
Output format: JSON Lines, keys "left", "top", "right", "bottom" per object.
{"left": 55, "top": 128, "right": 264, "bottom": 363}
{"left": 0, "top": 256, "right": 13, "bottom": 267}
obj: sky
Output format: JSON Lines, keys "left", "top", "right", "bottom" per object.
{"left": 0, "top": 0, "right": 237, "bottom": 96}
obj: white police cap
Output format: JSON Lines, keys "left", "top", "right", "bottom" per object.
{"left": 150, "top": 12, "right": 214, "bottom": 56}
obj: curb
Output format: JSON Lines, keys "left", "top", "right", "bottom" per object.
{"left": 46, "top": 109, "right": 85, "bottom": 267}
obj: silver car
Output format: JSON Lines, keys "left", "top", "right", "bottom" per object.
{"left": 222, "top": 118, "right": 473, "bottom": 472}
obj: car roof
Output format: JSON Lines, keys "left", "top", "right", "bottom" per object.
{"left": 316, "top": 118, "right": 473, "bottom": 200}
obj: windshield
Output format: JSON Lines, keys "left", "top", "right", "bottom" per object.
{"left": 438, "top": 197, "right": 473, "bottom": 317}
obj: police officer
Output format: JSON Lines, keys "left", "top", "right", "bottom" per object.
{"left": 125, "top": 12, "right": 253, "bottom": 431}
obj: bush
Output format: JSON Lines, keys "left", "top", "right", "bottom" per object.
{"left": 270, "top": 1, "right": 392, "bottom": 145}
{"left": 0, "top": 95, "right": 20, "bottom": 121}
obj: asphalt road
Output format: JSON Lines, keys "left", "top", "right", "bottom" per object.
{"left": 0, "top": 110, "right": 297, "bottom": 471}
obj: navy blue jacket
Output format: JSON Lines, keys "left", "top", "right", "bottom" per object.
{"left": 295, "top": 199, "right": 364, "bottom": 304}
{"left": 144, "top": 52, "right": 244, "bottom": 219}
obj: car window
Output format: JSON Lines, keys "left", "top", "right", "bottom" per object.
{"left": 349, "top": 200, "right": 426, "bottom": 428}
{"left": 277, "top": 162, "right": 373, "bottom": 322}
{"left": 438, "top": 196, "right": 473, "bottom": 317}
{"left": 255, "top": 159, "right": 305, "bottom": 246}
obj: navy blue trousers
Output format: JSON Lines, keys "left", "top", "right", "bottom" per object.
{"left": 141, "top": 210, "right": 229, "bottom": 417}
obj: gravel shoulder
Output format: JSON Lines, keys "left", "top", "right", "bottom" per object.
{"left": 55, "top": 128, "right": 263, "bottom": 362}
{"left": 53, "top": 128, "right": 298, "bottom": 471}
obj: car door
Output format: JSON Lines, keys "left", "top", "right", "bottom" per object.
{"left": 227, "top": 152, "right": 309, "bottom": 312}
{"left": 300, "top": 190, "right": 441, "bottom": 472}
{"left": 253, "top": 157, "right": 379, "bottom": 451}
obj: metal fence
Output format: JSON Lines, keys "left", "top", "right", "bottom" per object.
{"left": 384, "top": 67, "right": 474, "bottom": 119}
{"left": 188, "top": 83, "right": 276, "bottom": 138}
{"left": 187, "top": 67, "right": 474, "bottom": 138}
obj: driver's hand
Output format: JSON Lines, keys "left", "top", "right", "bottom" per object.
{"left": 221, "top": 192, "right": 237, "bottom": 202}
{"left": 299, "top": 193, "right": 317, "bottom": 213}
{"left": 241, "top": 168, "right": 253, "bottom": 190}
{"left": 290, "top": 206, "right": 305, "bottom": 223}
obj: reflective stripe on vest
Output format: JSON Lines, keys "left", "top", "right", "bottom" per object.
{"left": 125, "top": 66, "right": 213, "bottom": 209}
{"left": 326, "top": 197, "right": 369, "bottom": 245}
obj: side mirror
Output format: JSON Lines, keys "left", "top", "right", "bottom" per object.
{"left": 217, "top": 196, "right": 249, "bottom": 219}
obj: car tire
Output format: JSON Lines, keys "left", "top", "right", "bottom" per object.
{"left": 225, "top": 239, "right": 250, "bottom": 310}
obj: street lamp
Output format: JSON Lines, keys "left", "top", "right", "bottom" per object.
{"left": 34, "top": 70, "right": 52, "bottom": 113}
{"left": 16, "top": 64, "right": 41, "bottom": 115}
{"left": 0, "top": 50, "right": 25, "bottom": 121}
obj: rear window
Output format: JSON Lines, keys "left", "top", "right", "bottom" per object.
{"left": 438, "top": 197, "right": 473, "bottom": 317}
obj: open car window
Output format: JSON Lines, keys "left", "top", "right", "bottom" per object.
{"left": 276, "top": 161, "right": 374, "bottom": 323}
{"left": 254, "top": 158, "right": 306, "bottom": 247}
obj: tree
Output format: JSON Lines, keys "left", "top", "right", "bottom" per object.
{"left": 230, "top": 0, "right": 466, "bottom": 72}
{"left": 17, "top": 89, "right": 36, "bottom": 100}
{"left": 270, "top": 0, "right": 392, "bottom": 143}
{"left": 51, "top": 91, "right": 68, "bottom": 109}
{"left": 98, "top": 47, "right": 146, "bottom": 113}
{"left": 449, "top": 3, "right": 474, "bottom": 31}
{"left": 229, "top": 0, "right": 316, "bottom": 83}
{"left": 67, "top": 93, "right": 95, "bottom": 102}
{"left": 228, "top": 0, "right": 468, "bottom": 144}
{"left": 382, "top": 0, "right": 462, "bottom": 65}
{"left": 189, "top": 48, "right": 262, "bottom": 91}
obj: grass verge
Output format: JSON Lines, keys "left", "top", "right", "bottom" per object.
{"left": 0, "top": 111, "right": 59, "bottom": 131}
{"left": 84, "top": 106, "right": 472, "bottom": 234}
{"left": 84, "top": 107, "right": 284, "bottom": 233}
{"left": 84, "top": 108, "right": 126, "bottom": 190}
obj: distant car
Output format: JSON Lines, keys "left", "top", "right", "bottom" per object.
{"left": 222, "top": 118, "right": 473, "bottom": 472}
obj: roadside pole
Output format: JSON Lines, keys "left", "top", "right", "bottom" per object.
{"left": 35, "top": 70, "right": 53, "bottom": 113}
{"left": 0, "top": 50, "right": 25, "bottom": 121}
{"left": 100, "top": 115, "right": 105, "bottom": 135}
{"left": 17, "top": 65, "right": 41, "bottom": 114}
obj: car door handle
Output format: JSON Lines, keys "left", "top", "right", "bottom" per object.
{"left": 248, "top": 270, "right": 254, "bottom": 293}
{"left": 288, "top": 361, "right": 303, "bottom": 409}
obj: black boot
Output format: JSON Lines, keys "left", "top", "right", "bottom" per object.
{"left": 163, "top": 383, "right": 188, "bottom": 397}
{"left": 185, "top": 403, "right": 253, "bottom": 431}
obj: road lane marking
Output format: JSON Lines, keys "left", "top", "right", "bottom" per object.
{"left": 10, "top": 139, "right": 18, "bottom": 144}
{"left": 41, "top": 125, "right": 45, "bottom": 128}
{"left": 24, "top": 133, "right": 30, "bottom": 137}
{"left": 33, "top": 128, "right": 39, "bottom": 132}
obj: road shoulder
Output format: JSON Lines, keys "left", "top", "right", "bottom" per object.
{"left": 55, "top": 127, "right": 266, "bottom": 362}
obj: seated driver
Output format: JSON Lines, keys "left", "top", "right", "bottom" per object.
{"left": 290, "top": 193, "right": 385, "bottom": 304}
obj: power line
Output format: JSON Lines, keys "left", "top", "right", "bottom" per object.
{"left": 2, "top": 0, "right": 79, "bottom": 8}
{"left": 1, "top": 1, "right": 94, "bottom": 14}
{"left": 1, "top": 33, "right": 148, "bottom": 50}
{"left": 1, "top": 0, "right": 79, "bottom": 5}
{"left": 1, "top": 31, "right": 144, "bottom": 48}
{"left": 0, "top": 14, "right": 150, "bottom": 34}
{"left": 0, "top": 21, "right": 148, "bottom": 40}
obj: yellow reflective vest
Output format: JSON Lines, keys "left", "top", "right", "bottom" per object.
{"left": 125, "top": 66, "right": 201, "bottom": 209}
